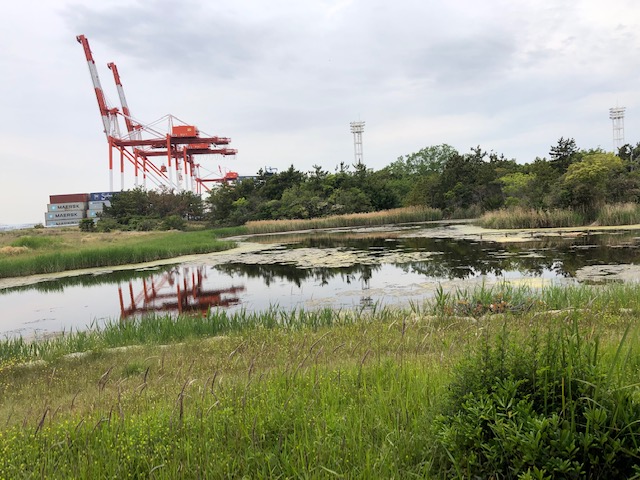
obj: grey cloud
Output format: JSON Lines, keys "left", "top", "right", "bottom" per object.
{"left": 64, "top": 0, "right": 279, "bottom": 78}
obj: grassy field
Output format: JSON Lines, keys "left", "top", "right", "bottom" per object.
{"left": 0, "top": 228, "right": 238, "bottom": 279}
{"left": 2, "top": 283, "right": 640, "bottom": 478}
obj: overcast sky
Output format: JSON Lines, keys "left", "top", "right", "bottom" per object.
{"left": 2, "top": 0, "right": 639, "bottom": 225}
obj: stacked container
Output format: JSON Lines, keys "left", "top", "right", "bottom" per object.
{"left": 45, "top": 193, "right": 89, "bottom": 227}
{"left": 87, "top": 192, "right": 116, "bottom": 219}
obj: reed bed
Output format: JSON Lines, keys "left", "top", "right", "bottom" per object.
{"left": 245, "top": 206, "right": 443, "bottom": 234}
{"left": 476, "top": 206, "right": 586, "bottom": 229}
{"left": 427, "top": 280, "right": 640, "bottom": 317}
{"left": 0, "top": 230, "right": 235, "bottom": 278}
{"left": 595, "top": 202, "right": 640, "bottom": 226}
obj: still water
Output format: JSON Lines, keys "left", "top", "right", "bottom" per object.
{"left": 2, "top": 223, "right": 640, "bottom": 338}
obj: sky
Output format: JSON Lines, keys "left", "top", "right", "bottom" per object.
{"left": 2, "top": 0, "right": 640, "bottom": 225}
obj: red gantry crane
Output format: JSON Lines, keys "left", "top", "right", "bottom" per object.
{"left": 76, "top": 34, "right": 238, "bottom": 193}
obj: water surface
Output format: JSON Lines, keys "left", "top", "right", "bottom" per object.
{"left": 2, "top": 223, "right": 640, "bottom": 338}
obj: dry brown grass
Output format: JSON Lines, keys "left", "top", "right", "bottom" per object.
{"left": 0, "top": 246, "right": 29, "bottom": 256}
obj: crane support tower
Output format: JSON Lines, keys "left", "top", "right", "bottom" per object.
{"left": 76, "top": 34, "right": 238, "bottom": 193}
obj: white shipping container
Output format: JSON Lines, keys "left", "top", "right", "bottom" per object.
{"left": 86, "top": 209, "right": 103, "bottom": 218}
{"left": 47, "top": 202, "right": 88, "bottom": 212}
{"left": 45, "top": 210, "right": 86, "bottom": 221}
{"left": 88, "top": 201, "right": 110, "bottom": 210}
{"left": 45, "top": 219, "right": 81, "bottom": 227}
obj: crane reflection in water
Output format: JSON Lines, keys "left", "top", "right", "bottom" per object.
{"left": 117, "top": 266, "right": 245, "bottom": 319}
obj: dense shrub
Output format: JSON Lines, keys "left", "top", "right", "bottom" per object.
{"left": 95, "top": 218, "right": 120, "bottom": 233}
{"left": 79, "top": 218, "right": 96, "bottom": 232}
{"left": 429, "top": 320, "right": 640, "bottom": 479}
{"left": 162, "top": 215, "right": 186, "bottom": 231}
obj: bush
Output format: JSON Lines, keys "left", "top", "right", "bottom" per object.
{"left": 95, "top": 218, "right": 120, "bottom": 233}
{"left": 133, "top": 218, "right": 158, "bottom": 232}
{"left": 161, "top": 215, "right": 186, "bottom": 231}
{"left": 79, "top": 218, "right": 96, "bottom": 232}
{"left": 429, "top": 320, "right": 640, "bottom": 478}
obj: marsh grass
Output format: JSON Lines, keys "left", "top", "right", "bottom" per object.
{"left": 595, "top": 202, "right": 640, "bottom": 226}
{"left": 0, "top": 288, "right": 639, "bottom": 477}
{"left": 9, "top": 235, "right": 62, "bottom": 250}
{"left": 0, "top": 309, "right": 457, "bottom": 478}
{"left": 245, "top": 206, "right": 443, "bottom": 234}
{"left": 477, "top": 207, "right": 586, "bottom": 229}
{"left": 0, "top": 230, "right": 235, "bottom": 278}
{"left": 428, "top": 281, "right": 640, "bottom": 317}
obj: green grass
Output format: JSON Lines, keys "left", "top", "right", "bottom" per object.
{"left": 10, "top": 235, "right": 63, "bottom": 250}
{"left": 1, "top": 286, "right": 640, "bottom": 478}
{"left": 245, "top": 206, "right": 443, "bottom": 234}
{"left": 0, "top": 230, "right": 236, "bottom": 278}
{"left": 424, "top": 280, "right": 640, "bottom": 318}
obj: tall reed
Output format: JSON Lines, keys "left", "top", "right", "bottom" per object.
{"left": 477, "top": 207, "right": 585, "bottom": 229}
{"left": 245, "top": 206, "right": 443, "bottom": 234}
{"left": 595, "top": 202, "right": 640, "bottom": 226}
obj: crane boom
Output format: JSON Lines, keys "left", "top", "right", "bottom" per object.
{"left": 107, "top": 62, "right": 141, "bottom": 138}
{"left": 76, "top": 34, "right": 237, "bottom": 194}
{"left": 76, "top": 34, "right": 120, "bottom": 138}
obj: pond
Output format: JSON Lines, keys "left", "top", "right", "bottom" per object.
{"left": 2, "top": 222, "right": 640, "bottom": 338}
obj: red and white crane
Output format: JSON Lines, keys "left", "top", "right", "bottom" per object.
{"left": 107, "top": 62, "right": 142, "bottom": 139}
{"left": 76, "top": 34, "right": 238, "bottom": 193}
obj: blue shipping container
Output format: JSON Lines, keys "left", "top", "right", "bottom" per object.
{"left": 89, "top": 192, "right": 117, "bottom": 202}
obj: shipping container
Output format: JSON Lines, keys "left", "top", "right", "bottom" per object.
{"left": 171, "top": 125, "right": 198, "bottom": 137}
{"left": 49, "top": 193, "right": 89, "bottom": 204}
{"left": 47, "top": 202, "right": 87, "bottom": 212}
{"left": 88, "top": 200, "right": 110, "bottom": 210}
{"left": 89, "top": 192, "right": 116, "bottom": 202}
{"left": 45, "top": 210, "right": 86, "bottom": 221}
{"left": 45, "top": 219, "right": 82, "bottom": 227}
{"left": 86, "top": 210, "right": 103, "bottom": 218}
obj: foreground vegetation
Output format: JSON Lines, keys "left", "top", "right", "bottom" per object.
{"left": 0, "top": 229, "right": 238, "bottom": 279}
{"left": 2, "top": 283, "right": 640, "bottom": 478}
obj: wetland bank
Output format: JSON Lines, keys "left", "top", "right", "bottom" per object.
{"left": 3, "top": 221, "right": 640, "bottom": 478}
{"left": 2, "top": 220, "right": 640, "bottom": 337}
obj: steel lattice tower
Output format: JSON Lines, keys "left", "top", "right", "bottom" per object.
{"left": 609, "top": 107, "right": 626, "bottom": 152}
{"left": 350, "top": 121, "right": 365, "bottom": 164}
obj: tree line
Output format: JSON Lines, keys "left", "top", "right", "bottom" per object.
{"left": 95, "top": 138, "right": 640, "bottom": 230}
{"left": 207, "top": 138, "right": 640, "bottom": 226}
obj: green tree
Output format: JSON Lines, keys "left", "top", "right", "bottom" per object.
{"left": 500, "top": 172, "right": 537, "bottom": 207}
{"left": 562, "top": 152, "right": 624, "bottom": 210}
{"left": 549, "top": 137, "right": 579, "bottom": 173}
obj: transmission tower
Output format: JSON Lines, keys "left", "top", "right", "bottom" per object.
{"left": 609, "top": 106, "right": 626, "bottom": 152}
{"left": 350, "top": 121, "right": 365, "bottom": 164}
